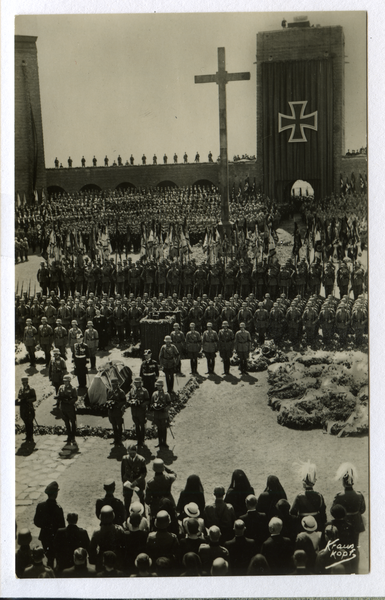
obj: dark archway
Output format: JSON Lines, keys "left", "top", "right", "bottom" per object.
{"left": 47, "top": 185, "right": 66, "bottom": 196}
{"left": 275, "top": 179, "right": 320, "bottom": 204}
{"left": 115, "top": 182, "right": 137, "bottom": 191}
{"left": 80, "top": 183, "right": 102, "bottom": 192}
{"left": 291, "top": 179, "right": 315, "bottom": 198}
{"left": 156, "top": 180, "right": 178, "bottom": 189}
{"left": 193, "top": 179, "right": 216, "bottom": 188}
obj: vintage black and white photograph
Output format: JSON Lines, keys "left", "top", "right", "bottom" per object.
{"left": 8, "top": 6, "right": 374, "bottom": 593}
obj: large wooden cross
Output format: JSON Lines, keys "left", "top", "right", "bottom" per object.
{"left": 195, "top": 47, "right": 250, "bottom": 231}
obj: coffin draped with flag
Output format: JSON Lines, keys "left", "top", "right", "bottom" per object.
{"left": 262, "top": 59, "right": 334, "bottom": 201}
{"left": 85, "top": 360, "right": 132, "bottom": 407}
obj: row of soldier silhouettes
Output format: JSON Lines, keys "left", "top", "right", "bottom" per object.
{"left": 18, "top": 285, "right": 367, "bottom": 375}
{"left": 32, "top": 254, "right": 367, "bottom": 302}
{"left": 54, "top": 152, "right": 215, "bottom": 168}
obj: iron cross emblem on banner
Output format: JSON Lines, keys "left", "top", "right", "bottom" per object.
{"left": 278, "top": 101, "right": 318, "bottom": 143}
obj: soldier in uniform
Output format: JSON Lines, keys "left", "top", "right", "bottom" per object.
{"left": 209, "top": 260, "right": 223, "bottom": 297}
{"left": 127, "top": 377, "right": 150, "bottom": 447}
{"left": 269, "top": 303, "right": 285, "bottom": 345}
{"left": 267, "top": 260, "right": 280, "bottom": 301}
{"left": 202, "top": 322, "right": 219, "bottom": 374}
{"left": 302, "top": 301, "right": 319, "bottom": 344}
{"left": 224, "top": 260, "right": 236, "bottom": 299}
{"left": 351, "top": 262, "right": 365, "bottom": 299}
{"left": 71, "top": 299, "right": 86, "bottom": 332}
{"left": 73, "top": 333, "right": 89, "bottom": 387}
{"left": 128, "top": 300, "right": 142, "bottom": 343}
{"left": 68, "top": 320, "right": 83, "bottom": 359}
{"left": 16, "top": 299, "right": 30, "bottom": 337}
{"left": 253, "top": 302, "right": 269, "bottom": 345}
{"left": 33, "top": 481, "right": 65, "bottom": 568}
{"left": 351, "top": 300, "right": 368, "bottom": 345}
{"left": 53, "top": 318, "right": 68, "bottom": 359}
{"left": 234, "top": 322, "right": 251, "bottom": 375}
{"left": 204, "top": 300, "right": 220, "bottom": 332}
{"left": 237, "top": 259, "right": 252, "bottom": 298}
{"left": 30, "top": 298, "right": 43, "bottom": 330}
{"left": 112, "top": 299, "right": 126, "bottom": 345}
{"left": 335, "top": 301, "right": 351, "bottom": 345}
{"left": 23, "top": 318, "right": 38, "bottom": 366}
{"left": 167, "top": 262, "right": 181, "bottom": 296}
{"left": 37, "top": 261, "right": 50, "bottom": 295}
{"left": 150, "top": 380, "right": 172, "bottom": 449}
{"left": 278, "top": 261, "right": 292, "bottom": 298}
{"left": 129, "top": 262, "right": 142, "bottom": 297}
{"left": 322, "top": 259, "right": 335, "bottom": 298}
{"left": 57, "top": 375, "right": 78, "bottom": 444}
{"left": 182, "top": 260, "right": 195, "bottom": 296}
{"left": 185, "top": 322, "right": 202, "bottom": 375}
{"left": 83, "top": 321, "right": 99, "bottom": 369}
{"left": 237, "top": 302, "right": 253, "bottom": 333}
{"left": 221, "top": 300, "right": 236, "bottom": 333}
{"left": 121, "top": 443, "right": 147, "bottom": 506}
{"left": 188, "top": 300, "right": 203, "bottom": 333}
{"left": 95, "top": 479, "right": 126, "bottom": 527}
{"left": 17, "top": 376, "right": 37, "bottom": 443}
{"left": 159, "top": 335, "right": 179, "bottom": 394}
{"left": 285, "top": 300, "right": 302, "bottom": 344}
{"left": 57, "top": 299, "right": 71, "bottom": 331}
{"left": 308, "top": 259, "right": 322, "bottom": 295}
{"left": 218, "top": 320, "right": 234, "bottom": 376}
{"left": 252, "top": 261, "right": 268, "bottom": 300}
{"left": 193, "top": 263, "right": 207, "bottom": 298}
{"left": 115, "top": 262, "right": 126, "bottom": 297}
{"left": 318, "top": 300, "right": 336, "bottom": 345}
{"left": 49, "top": 348, "right": 68, "bottom": 396}
{"left": 140, "top": 349, "right": 159, "bottom": 400}
{"left": 337, "top": 259, "right": 351, "bottom": 299}
{"left": 170, "top": 323, "right": 185, "bottom": 374}
{"left": 38, "top": 316, "right": 53, "bottom": 367}
{"left": 44, "top": 297, "right": 57, "bottom": 328}
{"left": 106, "top": 377, "right": 127, "bottom": 446}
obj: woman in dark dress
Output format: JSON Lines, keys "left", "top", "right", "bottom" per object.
{"left": 256, "top": 475, "right": 287, "bottom": 522}
{"left": 158, "top": 497, "right": 181, "bottom": 538}
{"left": 176, "top": 475, "right": 206, "bottom": 519}
{"left": 224, "top": 469, "right": 255, "bottom": 519}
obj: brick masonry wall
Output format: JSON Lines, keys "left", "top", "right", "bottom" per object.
{"left": 256, "top": 26, "right": 345, "bottom": 197}
{"left": 15, "top": 36, "right": 47, "bottom": 200}
{"left": 46, "top": 161, "right": 261, "bottom": 193}
{"left": 341, "top": 155, "right": 368, "bottom": 181}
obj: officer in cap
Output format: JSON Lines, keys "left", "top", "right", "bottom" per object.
{"left": 150, "top": 379, "right": 172, "bottom": 449}
{"left": 17, "top": 376, "right": 37, "bottom": 444}
{"left": 127, "top": 377, "right": 150, "bottom": 447}
{"left": 95, "top": 479, "right": 126, "bottom": 526}
{"left": 139, "top": 349, "right": 159, "bottom": 399}
{"left": 106, "top": 377, "right": 126, "bottom": 446}
{"left": 57, "top": 375, "right": 78, "bottom": 444}
{"left": 145, "top": 458, "right": 177, "bottom": 522}
{"left": 33, "top": 481, "right": 65, "bottom": 568}
{"left": 218, "top": 320, "right": 235, "bottom": 376}
{"left": 158, "top": 335, "right": 179, "bottom": 394}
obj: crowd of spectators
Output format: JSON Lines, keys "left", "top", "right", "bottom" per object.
{"left": 16, "top": 461, "right": 365, "bottom": 577}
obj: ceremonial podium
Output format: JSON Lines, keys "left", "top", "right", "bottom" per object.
{"left": 140, "top": 312, "right": 179, "bottom": 357}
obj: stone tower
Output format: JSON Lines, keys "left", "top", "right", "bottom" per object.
{"left": 256, "top": 21, "right": 345, "bottom": 201}
{"left": 15, "top": 35, "right": 46, "bottom": 202}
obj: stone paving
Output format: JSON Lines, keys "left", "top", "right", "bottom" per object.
{"left": 15, "top": 434, "right": 99, "bottom": 521}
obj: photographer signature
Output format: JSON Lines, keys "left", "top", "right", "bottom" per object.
{"left": 324, "top": 538, "right": 358, "bottom": 569}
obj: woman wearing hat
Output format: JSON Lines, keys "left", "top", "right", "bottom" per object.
{"left": 150, "top": 379, "right": 171, "bottom": 449}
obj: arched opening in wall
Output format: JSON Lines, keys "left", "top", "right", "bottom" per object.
{"left": 156, "top": 180, "right": 178, "bottom": 189}
{"left": 291, "top": 179, "right": 314, "bottom": 198}
{"left": 115, "top": 182, "right": 137, "bottom": 192}
{"left": 47, "top": 185, "right": 66, "bottom": 197}
{"left": 193, "top": 179, "right": 216, "bottom": 189}
{"left": 80, "top": 184, "right": 102, "bottom": 193}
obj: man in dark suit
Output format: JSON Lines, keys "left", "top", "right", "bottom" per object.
{"left": 33, "top": 481, "right": 65, "bottom": 568}
{"left": 95, "top": 479, "right": 126, "bottom": 526}
{"left": 54, "top": 513, "right": 90, "bottom": 572}
{"left": 224, "top": 520, "right": 255, "bottom": 575}
{"left": 261, "top": 517, "right": 293, "bottom": 575}
{"left": 238, "top": 494, "right": 269, "bottom": 552}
